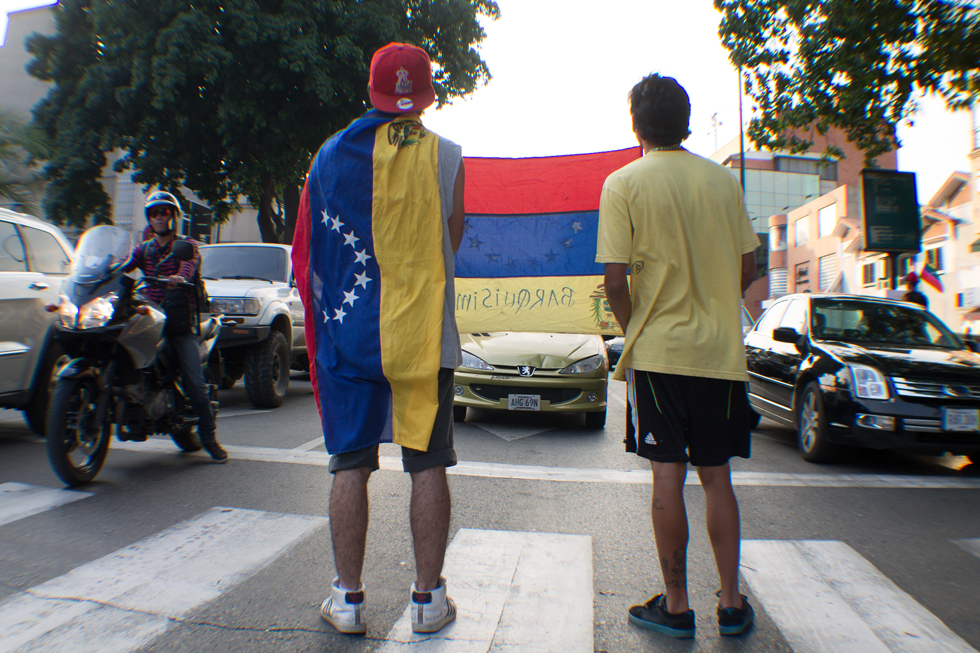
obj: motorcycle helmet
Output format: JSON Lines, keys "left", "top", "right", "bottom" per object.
{"left": 144, "top": 191, "right": 182, "bottom": 235}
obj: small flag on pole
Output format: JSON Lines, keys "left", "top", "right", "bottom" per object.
{"left": 920, "top": 264, "right": 943, "bottom": 292}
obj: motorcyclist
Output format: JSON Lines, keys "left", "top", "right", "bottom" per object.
{"left": 126, "top": 191, "right": 227, "bottom": 463}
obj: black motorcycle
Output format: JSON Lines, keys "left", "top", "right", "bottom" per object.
{"left": 46, "top": 225, "right": 222, "bottom": 486}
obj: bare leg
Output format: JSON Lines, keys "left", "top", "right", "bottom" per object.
{"left": 650, "top": 461, "right": 690, "bottom": 614}
{"left": 410, "top": 465, "right": 451, "bottom": 591}
{"left": 330, "top": 467, "right": 371, "bottom": 590}
{"left": 697, "top": 463, "right": 742, "bottom": 609}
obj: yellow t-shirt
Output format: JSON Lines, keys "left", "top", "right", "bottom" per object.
{"left": 596, "top": 149, "right": 760, "bottom": 381}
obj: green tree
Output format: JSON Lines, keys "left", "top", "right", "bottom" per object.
{"left": 0, "top": 111, "right": 50, "bottom": 216}
{"left": 715, "top": 0, "right": 980, "bottom": 164}
{"left": 28, "top": 0, "right": 500, "bottom": 241}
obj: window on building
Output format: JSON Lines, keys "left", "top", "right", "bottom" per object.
{"left": 769, "top": 225, "right": 787, "bottom": 252}
{"left": 795, "top": 262, "right": 810, "bottom": 290}
{"left": 770, "top": 268, "right": 788, "bottom": 295}
{"left": 775, "top": 156, "right": 838, "bottom": 182}
{"left": 862, "top": 262, "right": 876, "bottom": 286}
{"left": 818, "top": 254, "right": 838, "bottom": 290}
{"left": 817, "top": 204, "right": 837, "bottom": 238}
{"left": 925, "top": 247, "right": 944, "bottom": 272}
{"left": 794, "top": 216, "right": 810, "bottom": 246}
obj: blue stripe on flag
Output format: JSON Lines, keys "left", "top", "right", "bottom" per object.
{"left": 307, "top": 111, "right": 394, "bottom": 452}
{"left": 454, "top": 211, "right": 604, "bottom": 279}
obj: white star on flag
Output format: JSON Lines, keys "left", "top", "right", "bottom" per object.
{"left": 354, "top": 249, "right": 372, "bottom": 266}
{"left": 323, "top": 309, "right": 329, "bottom": 323}
{"left": 332, "top": 307, "right": 347, "bottom": 324}
{"left": 343, "top": 289, "right": 359, "bottom": 306}
{"left": 354, "top": 271, "right": 371, "bottom": 289}
{"left": 330, "top": 214, "right": 344, "bottom": 232}
{"left": 571, "top": 221, "right": 583, "bottom": 233}
{"left": 321, "top": 209, "right": 330, "bottom": 226}
{"left": 343, "top": 231, "right": 360, "bottom": 248}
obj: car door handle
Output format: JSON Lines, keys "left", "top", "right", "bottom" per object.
{"left": 28, "top": 282, "right": 50, "bottom": 291}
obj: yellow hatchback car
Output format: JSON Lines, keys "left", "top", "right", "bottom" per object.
{"left": 453, "top": 332, "right": 609, "bottom": 427}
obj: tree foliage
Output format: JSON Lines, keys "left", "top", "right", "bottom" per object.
{"left": 0, "top": 111, "right": 50, "bottom": 216}
{"left": 715, "top": 0, "right": 980, "bottom": 164}
{"left": 28, "top": 0, "right": 500, "bottom": 241}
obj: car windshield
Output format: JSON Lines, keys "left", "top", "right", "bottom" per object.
{"left": 200, "top": 246, "right": 287, "bottom": 282}
{"left": 811, "top": 299, "right": 961, "bottom": 349}
{"left": 71, "top": 225, "right": 133, "bottom": 282}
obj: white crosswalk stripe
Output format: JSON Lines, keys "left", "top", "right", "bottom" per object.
{"left": 0, "top": 507, "right": 327, "bottom": 653}
{"left": 741, "top": 540, "right": 976, "bottom": 653}
{"left": 0, "top": 482, "right": 91, "bottom": 528}
{"left": 381, "top": 529, "right": 593, "bottom": 652}
{"left": 955, "top": 538, "right": 980, "bottom": 561}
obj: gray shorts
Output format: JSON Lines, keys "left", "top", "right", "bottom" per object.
{"left": 328, "top": 367, "right": 458, "bottom": 474}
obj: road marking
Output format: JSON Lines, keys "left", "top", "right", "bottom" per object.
{"left": 741, "top": 540, "right": 976, "bottom": 653}
{"left": 0, "top": 483, "right": 92, "bottom": 527}
{"left": 954, "top": 538, "right": 980, "bottom": 560}
{"left": 292, "top": 437, "right": 325, "bottom": 451}
{"left": 215, "top": 408, "right": 272, "bottom": 419}
{"left": 0, "top": 507, "right": 327, "bottom": 653}
{"left": 471, "top": 422, "right": 556, "bottom": 441}
{"left": 107, "top": 439, "right": 980, "bottom": 489}
{"left": 381, "top": 529, "right": 592, "bottom": 652}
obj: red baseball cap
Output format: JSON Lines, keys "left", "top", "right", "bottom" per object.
{"left": 368, "top": 42, "right": 435, "bottom": 114}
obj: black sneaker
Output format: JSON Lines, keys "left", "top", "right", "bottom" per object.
{"left": 628, "top": 593, "right": 695, "bottom": 638}
{"left": 718, "top": 594, "right": 754, "bottom": 636}
{"left": 202, "top": 441, "right": 228, "bottom": 463}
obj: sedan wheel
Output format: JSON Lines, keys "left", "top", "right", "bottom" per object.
{"left": 796, "top": 382, "right": 840, "bottom": 463}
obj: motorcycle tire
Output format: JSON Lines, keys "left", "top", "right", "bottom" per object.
{"left": 171, "top": 426, "right": 203, "bottom": 452}
{"left": 46, "top": 376, "right": 111, "bottom": 487}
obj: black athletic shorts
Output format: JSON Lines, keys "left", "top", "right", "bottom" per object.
{"left": 625, "top": 369, "right": 752, "bottom": 467}
{"left": 328, "top": 367, "right": 458, "bottom": 474}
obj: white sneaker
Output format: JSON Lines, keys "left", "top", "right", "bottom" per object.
{"left": 411, "top": 578, "right": 457, "bottom": 634}
{"left": 320, "top": 578, "right": 366, "bottom": 635}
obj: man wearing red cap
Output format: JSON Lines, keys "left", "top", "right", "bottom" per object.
{"left": 902, "top": 272, "right": 929, "bottom": 308}
{"left": 292, "top": 42, "right": 464, "bottom": 636}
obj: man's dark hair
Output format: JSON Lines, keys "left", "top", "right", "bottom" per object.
{"left": 629, "top": 74, "right": 692, "bottom": 147}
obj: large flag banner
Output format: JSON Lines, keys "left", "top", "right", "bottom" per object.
{"left": 293, "top": 111, "right": 444, "bottom": 454}
{"left": 454, "top": 147, "right": 640, "bottom": 335}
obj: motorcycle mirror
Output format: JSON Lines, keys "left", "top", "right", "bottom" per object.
{"left": 172, "top": 240, "right": 195, "bottom": 261}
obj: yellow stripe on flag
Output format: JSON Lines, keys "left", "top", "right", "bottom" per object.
{"left": 455, "top": 276, "right": 623, "bottom": 336}
{"left": 372, "top": 118, "right": 444, "bottom": 450}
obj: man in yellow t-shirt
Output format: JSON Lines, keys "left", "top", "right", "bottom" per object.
{"left": 596, "top": 73, "right": 759, "bottom": 640}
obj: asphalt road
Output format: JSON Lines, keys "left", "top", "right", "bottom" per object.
{"left": 1, "top": 373, "right": 979, "bottom": 652}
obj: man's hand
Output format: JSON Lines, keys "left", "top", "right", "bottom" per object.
{"left": 167, "top": 275, "right": 186, "bottom": 288}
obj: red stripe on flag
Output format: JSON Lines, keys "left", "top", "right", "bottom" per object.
{"left": 290, "top": 179, "right": 321, "bottom": 419}
{"left": 464, "top": 147, "right": 641, "bottom": 215}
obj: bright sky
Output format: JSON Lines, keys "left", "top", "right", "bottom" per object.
{"left": 2, "top": 0, "right": 974, "bottom": 201}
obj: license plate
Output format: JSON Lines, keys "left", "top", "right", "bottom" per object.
{"left": 508, "top": 394, "right": 540, "bottom": 411}
{"left": 943, "top": 408, "right": 980, "bottom": 431}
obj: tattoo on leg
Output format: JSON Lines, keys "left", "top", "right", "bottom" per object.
{"left": 652, "top": 498, "right": 665, "bottom": 511}
{"left": 671, "top": 550, "right": 686, "bottom": 575}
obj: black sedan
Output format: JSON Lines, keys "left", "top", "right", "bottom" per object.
{"left": 745, "top": 293, "right": 980, "bottom": 463}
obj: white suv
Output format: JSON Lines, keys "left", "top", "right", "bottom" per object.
{"left": 0, "top": 209, "right": 74, "bottom": 434}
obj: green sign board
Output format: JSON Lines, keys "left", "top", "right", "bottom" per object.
{"left": 861, "top": 169, "right": 920, "bottom": 253}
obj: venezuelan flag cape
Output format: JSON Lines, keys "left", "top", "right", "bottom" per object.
{"left": 292, "top": 111, "right": 445, "bottom": 454}
{"left": 455, "top": 148, "right": 640, "bottom": 335}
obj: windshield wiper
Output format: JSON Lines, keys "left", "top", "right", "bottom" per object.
{"left": 221, "top": 275, "right": 274, "bottom": 283}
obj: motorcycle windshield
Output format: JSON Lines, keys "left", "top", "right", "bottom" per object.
{"left": 71, "top": 226, "right": 133, "bottom": 283}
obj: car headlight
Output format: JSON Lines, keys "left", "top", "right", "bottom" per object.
{"left": 77, "top": 293, "right": 118, "bottom": 329}
{"left": 58, "top": 295, "right": 78, "bottom": 329}
{"left": 461, "top": 351, "right": 494, "bottom": 371}
{"left": 210, "top": 298, "right": 261, "bottom": 315}
{"left": 560, "top": 354, "right": 605, "bottom": 375}
{"left": 849, "top": 364, "right": 890, "bottom": 400}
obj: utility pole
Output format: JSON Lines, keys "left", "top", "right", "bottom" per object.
{"left": 738, "top": 68, "right": 746, "bottom": 192}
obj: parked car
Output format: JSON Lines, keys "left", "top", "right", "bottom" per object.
{"left": 453, "top": 332, "right": 609, "bottom": 427}
{"left": 745, "top": 293, "right": 980, "bottom": 463}
{"left": 199, "top": 243, "right": 307, "bottom": 408}
{"left": 0, "top": 209, "right": 74, "bottom": 434}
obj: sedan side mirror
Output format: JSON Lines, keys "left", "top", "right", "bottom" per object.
{"left": 772, "top": 327, "right": 800, "bottom": 343}
{"left": 172, "top": 240, "right": 195, "bottom": 261}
